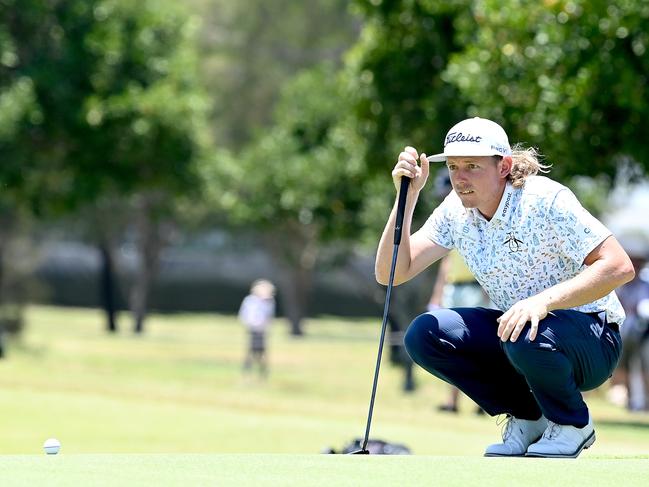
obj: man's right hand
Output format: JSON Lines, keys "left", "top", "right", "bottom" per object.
{"left": 392, "top": 146, "right": 430, "bottom": 194}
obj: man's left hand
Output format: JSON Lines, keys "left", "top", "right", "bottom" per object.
{"left": 497, "top": 296, "right": 550, "bottom": 342}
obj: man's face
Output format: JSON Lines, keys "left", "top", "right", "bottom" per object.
{"left": 446, "top": 156, "right": 510, "bottom": 218}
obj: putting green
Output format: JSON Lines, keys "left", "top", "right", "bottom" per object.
{"left": 1, "top": 454, "right": 648, "bottom": 486}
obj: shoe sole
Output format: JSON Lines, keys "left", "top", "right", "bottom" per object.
{"left": 525, "top": 431, "right": 596, "bottom": 459}
{"left": 483, "top": 434, "right": 543, "bottom": 457}
{"left": 484, "top": 435, "right": 543, "bottom": 458}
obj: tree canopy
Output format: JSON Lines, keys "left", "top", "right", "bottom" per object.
{"left": 1, "top": 0, "right": 209, "bottom": 215}
{"left": 207, "top": 63, "right": 364, "bottom": 241}
{"left": 3, "top": 0, "right": 649, "bottom": 325}
{"left": 347, "top": 0, "right": 649, "bottom": 186}
{"left": 346, "top": 0, "right": 472, "bottom": 176}
{"left": 193, "top": 0, "right": 360, "bottom": 150}
{"left": 445, "top": 0, "right": 649, "bottom": 180}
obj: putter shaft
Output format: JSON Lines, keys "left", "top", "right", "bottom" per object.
{"left": 359, "top": 177, "right": 410, "bottom": 453}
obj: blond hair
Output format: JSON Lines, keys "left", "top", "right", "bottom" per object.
{"left": 251, "top": 279, "right": 275, "bottom": 299}
{"left": 507, "top": 144, "right": 551, "bottom": 188}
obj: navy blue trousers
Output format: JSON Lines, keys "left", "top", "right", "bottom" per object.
{"left": 404, "top": 307, "right": 622, "bottom": 427}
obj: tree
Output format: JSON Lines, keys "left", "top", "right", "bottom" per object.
{"left": 333, "top": 0, "right": 480, "bottom": 248}
{"left": 346, "top": 0, "right": 473, "bottom": 177}
{"left": 0, "top": 10, "right": 44, "bottom": 344}
{"left": 444, "top": 0, "right": 649, "bottom": 181}
{"left": 203, "top": 63, "right": 366, "bottom": 335}
{"left": 1, "top": 0, "right": 209, "bottom": 333}
{"left": 191, "top": 0, "right": 361, "bottom": 150}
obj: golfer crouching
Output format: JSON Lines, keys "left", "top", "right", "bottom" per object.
{"left": 375, "top": 117, "right": 633, "bottom": 458}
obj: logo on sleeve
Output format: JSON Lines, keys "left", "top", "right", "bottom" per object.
{"left": 503, "top": 232, "right": 524, "bottom": 253}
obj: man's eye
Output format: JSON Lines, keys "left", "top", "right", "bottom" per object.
{"left": 447, "top": 165, "right": 456, "bottom": 171}
{"left": 468, "top": 164, "right": 478, "bottom": 169}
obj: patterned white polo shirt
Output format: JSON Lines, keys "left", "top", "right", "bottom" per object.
{"left": 422, "top": 175, "right": 626, "bottom": 325}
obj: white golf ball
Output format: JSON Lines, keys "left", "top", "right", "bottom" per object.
{"left": 43, "top": 438, "right": 61, "bottom": 455}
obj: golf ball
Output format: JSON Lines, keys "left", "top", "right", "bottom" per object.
{"left": 43, "top": 438, "right": 61, "bottom": 455}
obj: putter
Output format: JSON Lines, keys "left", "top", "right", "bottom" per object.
{"left": 348, "top": 176, "right": 410, "bottom": 455}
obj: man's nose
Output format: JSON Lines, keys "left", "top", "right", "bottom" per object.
{"left": 453, "top": 170, "right": 469, "bottom": 182}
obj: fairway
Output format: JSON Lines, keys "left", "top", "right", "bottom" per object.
{"left": 1, "top": 306, "right": 648, "bottom": 485}
{"left": 1, "top": 454, "right": 648, "bottom": 486}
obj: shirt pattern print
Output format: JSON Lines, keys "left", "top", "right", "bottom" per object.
{"left": 421, "top": 176, "right": 626, "bottom": 325}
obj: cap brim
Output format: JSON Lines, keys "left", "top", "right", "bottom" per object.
{"left": 426, "top": 153, "right": 447, "bottom": 162}
{"left": 427, "top": 147, "right": 507, "bottom": 163}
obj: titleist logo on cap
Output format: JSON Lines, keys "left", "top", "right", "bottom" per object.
{"left": 445, "top": 132, "right": 482, "bottom": 145}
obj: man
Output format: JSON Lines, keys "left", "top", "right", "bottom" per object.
{"left": 375, "top": 117, "right": 634, "bottom": 458}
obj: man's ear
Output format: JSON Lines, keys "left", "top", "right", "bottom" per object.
{"left": 499, "top": 156, "right": 512, "bottom": 178}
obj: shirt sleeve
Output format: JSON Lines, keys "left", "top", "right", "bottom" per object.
{"left": 420, "top": 196, "right": 455, "bottom": 250}
{"left": 548, "top": 188, "right": 612, "bottom": 264}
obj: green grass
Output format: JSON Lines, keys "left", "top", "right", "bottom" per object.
{"left": 1, "top": 455, "right": 649, "bottom": 487}
{"left": 0, "top": 306, "right": 648, "bottom": 485}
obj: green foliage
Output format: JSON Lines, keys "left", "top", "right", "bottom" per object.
{"left": 204, "top": 63, "right": 365, "bottom": 242}
{"left": 193, "top": 0, "right": 360, "bottom": 149}
{"left": 346, "top": 0, "right": 473, "bottom": 177}
{"left": 444, "top": 0, "right": 649, "bottom": 180}
{"left": 0, "top": 0, "right": 209, "bottom": 214}
{"left": 340, "top": 0, "right": 476, "bottom": 238}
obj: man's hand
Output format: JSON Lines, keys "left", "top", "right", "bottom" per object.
{"left": 497, "top": 295, "right": 550, "bottom": 342}
{"left": 392, "top": 146, "right": 429, "bottom": 193}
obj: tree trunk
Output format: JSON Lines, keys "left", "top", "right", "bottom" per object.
{"left": 98, "top": 241, "right": 118, "bottom": 333}
{"left": 264, "top": 223, "right": 318, "bottom": 336}
{"left": 88, "top": 196, "right": 129, "bottom": 334}
{"left": 277, "top": 263, "right": 313, "bottom": 336}
{"left": 130, "top": 193, "right": 162, "bottom": 334}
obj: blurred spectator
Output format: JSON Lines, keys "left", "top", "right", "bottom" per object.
{"left": 608, "top": 241, "right": 649, "bottom": 411}
{"left": 427, "top": 250, "right": 490, "bottom": 413}
{"left": 239, "top": 279, "right": 276, "bottom": 378}
{"left": 388, "top": 311, "right": 417, "bottom": 392}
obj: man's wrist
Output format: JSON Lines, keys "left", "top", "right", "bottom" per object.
{"left": 536, "top": 291, "right": 555, "bottom": 312}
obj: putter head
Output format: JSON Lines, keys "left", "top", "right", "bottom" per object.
{"left": 346, "top": 449, "right": 370, "bottom": 455}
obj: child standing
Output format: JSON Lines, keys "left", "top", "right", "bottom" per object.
{"left": 239, "top": 279, "right": 276, "bottom": 377}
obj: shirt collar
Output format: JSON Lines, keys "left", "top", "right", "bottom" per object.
{"left": 491, "top": 181, "right": 516, "bottom": 222}
{"left": 470, "top": 181, "right": 516, "bottom": 223}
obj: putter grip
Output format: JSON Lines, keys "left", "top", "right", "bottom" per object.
{"left": 394, "top": 177, "right": 410, "bottom": 245}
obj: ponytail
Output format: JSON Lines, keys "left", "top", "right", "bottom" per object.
{"left": 507, "top": 144, "right": 551, "bottom": 188}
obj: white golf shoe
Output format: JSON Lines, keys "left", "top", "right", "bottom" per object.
{"left": 526, "top": 415, "right": 595, "bottom": 458}
{"left": 484, "top": 415, "right": 548, "bottom": 457}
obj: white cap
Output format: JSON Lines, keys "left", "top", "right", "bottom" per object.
{"left": 427, "top": 117, "right": 511, "bottom": 162}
